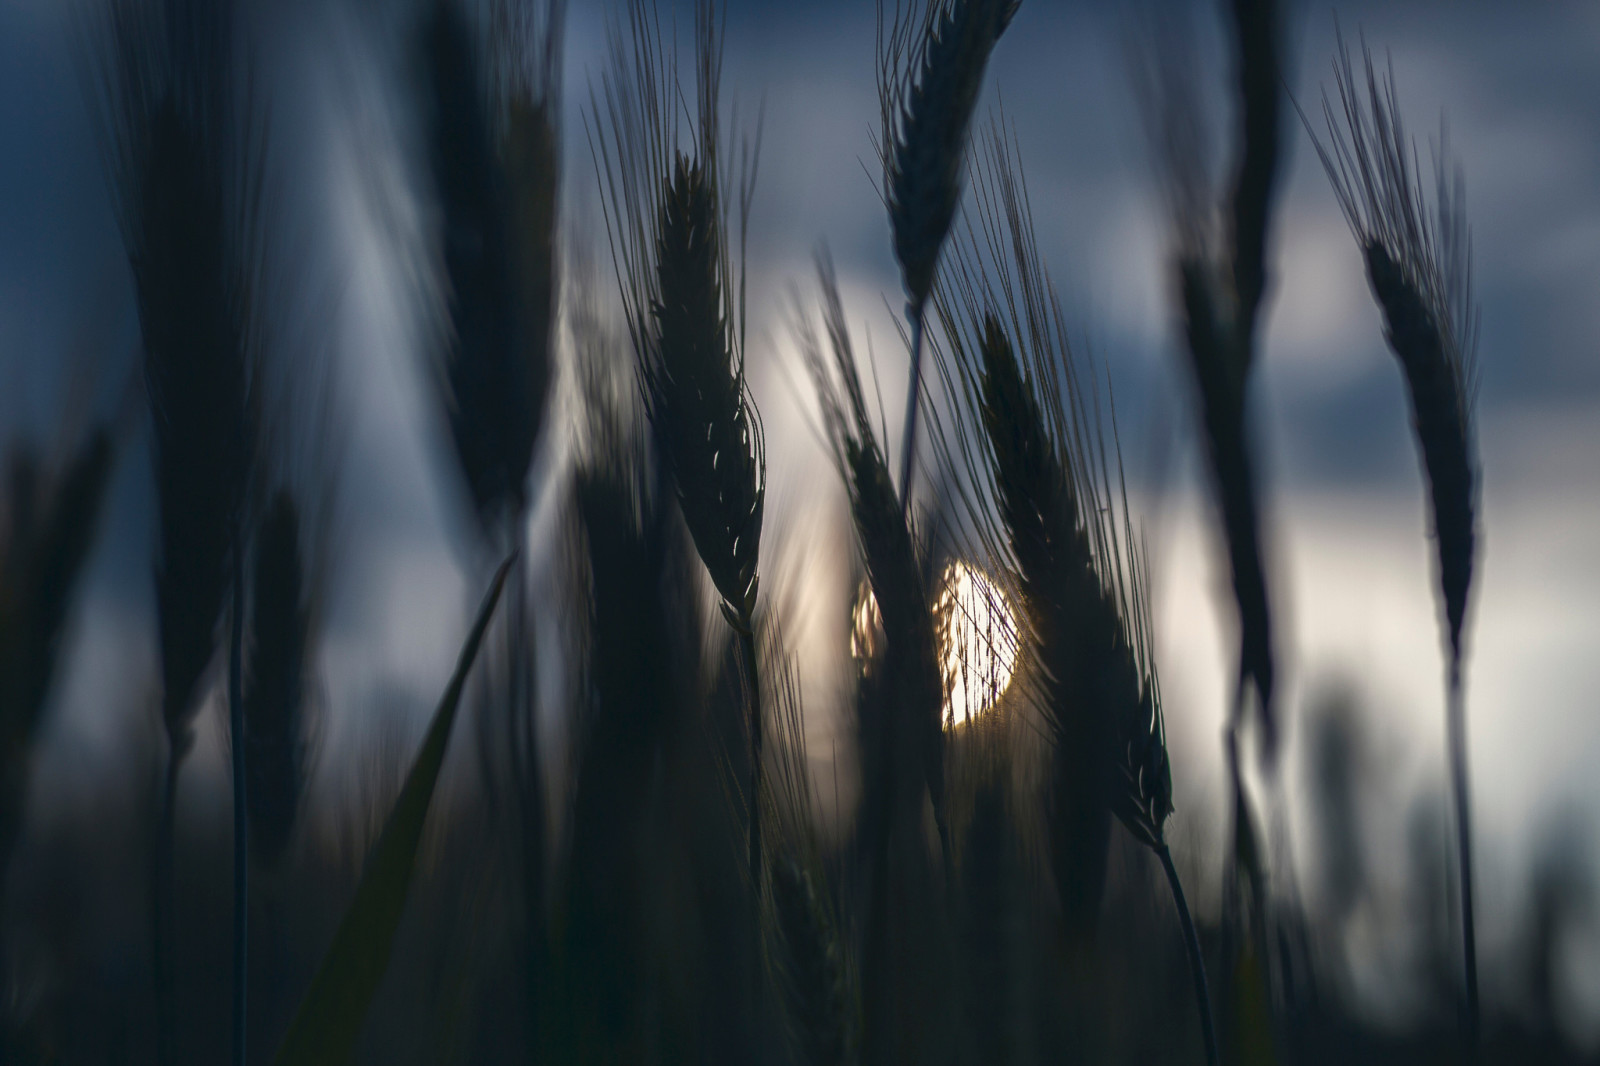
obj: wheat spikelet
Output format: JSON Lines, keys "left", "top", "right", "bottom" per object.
{"left": 0, "top": 430, "right": 114, "bottom": 761}
{"left": 972, "top": 316, "right": 1111, "bottom": 938}
{"left": 1177, "top": 255, "right": 1275, "bottom": 742}
{"left": 932, "top": 126, "right": 1174, "bottom": 923}
{"left": 591, "top": 0, "right": 764, "bottom": 630}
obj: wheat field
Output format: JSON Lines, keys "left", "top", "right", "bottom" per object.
{"left": 0, "top": 0, "right": 1598, "bottom": 1063}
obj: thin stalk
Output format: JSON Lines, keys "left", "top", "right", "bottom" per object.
{"left": 153, "top": 750, "right": 180, "bottom": 1066}
{"left": 1447, "top": 660, "right": 1479, "bottom": 1047}
{"left": 736, "top": 617, "right": 763, "bottom": 1038}
{"left": 507, "top": 557, "right": 546, "bottom": 1054}
{"left": 229, "top": 528, "right": 248, "bottom": 1066}
{"left": 1159, "top": 842, "right": 1219, "bottom": 1066}
{"left": 737, "top": 621, "right": 763, "bottom": 894}
{"left": 896, "top": 305, "right": 928, "bottom": 519}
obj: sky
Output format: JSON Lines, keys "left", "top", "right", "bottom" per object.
{"left": 3, "top": 0, "right": 1600, "bottom": 1033}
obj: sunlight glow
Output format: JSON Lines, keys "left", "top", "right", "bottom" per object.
{"left": 849, "top": 561, "right": 1019, "bottom": 726}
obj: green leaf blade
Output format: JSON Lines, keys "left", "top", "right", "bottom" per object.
{"left": 273, "top": 555, "right": 516, "bottom": 1066}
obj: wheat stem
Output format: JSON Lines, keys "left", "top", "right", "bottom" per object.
{"left": 1159, "top": 842, "right": 1218, "bottom": 1066}
{"left": 229, "top": 523, "right": 248, "bottom": 1066}
{"left": 896, "top": 306, "right": 927, "bottom": 518}
{"left": 737, "top": 620, "right": 763, "bottom": 893}
{"left": 153, "top": 750, "right": 180, "bottom": 1066}
{"left": 1447, "top": 660, "right": 1478, "bottom": 1046}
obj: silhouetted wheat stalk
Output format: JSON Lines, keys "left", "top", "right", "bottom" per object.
{"left": 92, "top": 0, "right": 264, "bottom": 1060}
{"left": 421, "top": 1, "right": 564, "bottom": 1046}
{"left": 553, "top": 332, "right": 706, "bottom": 1060}
{"left": 590, "top": 0, "right": 768, "bottom": 894}
{"left": 1139, "top": 0, "right": 1283, "bottom": 736}
{"left": 798, "top": 255, "right": 952, "bottom": 1064}
{"left": 1133, "top": 3, "right": 1285, "bottom": 1036}
{"left": 879, "top": 0, "right": 1019, "bottom": 517}
{"left": 932, "top": 122, "right": 1216, "bottom": 1066}
{"left": 243, "top": 490, "right": 310, "bottom": 874}
{"left": 1304, "top": 31, "right": 1482, "bottom": 1044}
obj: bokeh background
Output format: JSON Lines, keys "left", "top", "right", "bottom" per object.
{"left": 3, "top": 0, "right": 1599, "bottom": 1043}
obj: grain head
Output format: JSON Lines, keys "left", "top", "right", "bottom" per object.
{"left": 95, "top": 0, "right": 262, "bottom": 758}
{"left": 1306, "top": 32, "right": 1479, "bottom": 668}
{"left": 647, "top": 153, "right": 766, "bottom": 625}
{"left": 880, "top": 0, "right": 1020, "bottom": 315}
{"left": 932, "top": 126, "right": 1174, "bottom": 931}
{"left": 423, "top": 0, "right": 527, "bottom": 532}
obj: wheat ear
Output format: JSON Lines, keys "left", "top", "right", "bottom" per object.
{"left": 797, "top": 256, "right": 952, "bottom": 1064}
{"left": 879, "top": 0, "right": 1019, "bottom": 515}
{"left": 1304, "top": 29, "right": 1481, "bottom": 1043}
{"left": 932, "top": 125, "right": 1214, "bottom": 1065}
{"left": 645, "top": 153, "right": 767, "bottom": 892}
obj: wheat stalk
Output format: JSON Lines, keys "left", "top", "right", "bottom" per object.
{"left": 1131, "top": 7, "right": 1285, "bottom": 1034}
{"left": 878, "top": 0, "right": 1019, "bottom": 516}
{"left": 554, "top": 338, "right": 705, "bottom": 1059}
{"left": 1303, "top": 29, "right": 1481, "bottom": 1043}
{"left": 243, "top": 490, "right": 310, "bottom": 873}
{"left": 931, "top": 123, "right": 1215, "bottom": 1066}
{"left": 797, "top": 255, "right": 953, "bottom": 1064}
{"left": 590, "top": 0, "right": 768, "bottom": 896}
{"left": 90, "top": 0, "right": 265, "bottom": 1059}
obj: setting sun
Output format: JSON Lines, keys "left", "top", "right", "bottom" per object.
{"left": 850, "top": 561, "right": 1019, "bottom": 725}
